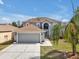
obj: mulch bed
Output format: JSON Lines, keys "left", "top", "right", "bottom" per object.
{"left": 66, "top": 52, "right": 79, "bottom": 59}
{"left": 43, "top": 50, "right": 79, "bottom": 59}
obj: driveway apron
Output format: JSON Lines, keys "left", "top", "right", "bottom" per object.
{"left": 0, "top": 43, "right": 40, "bottom": 59}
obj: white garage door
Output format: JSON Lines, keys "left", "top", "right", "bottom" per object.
{"left": 17, "top": 33, "right": 40, "bottom": 43}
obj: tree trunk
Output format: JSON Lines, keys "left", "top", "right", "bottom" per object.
{"left": 72, "top": 44, "right": 76, "bottom": 56}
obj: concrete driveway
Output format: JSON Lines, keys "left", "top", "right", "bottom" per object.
{"left": 0, "top": 43, "right": 40, "bottom": 59}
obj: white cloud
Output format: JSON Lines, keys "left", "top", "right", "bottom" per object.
{"left": 49, "top": 15, "right": 62, "bottom": 20}
{"left": 11, "top": 14, "right": 35, "bottom": 21}
{"left": 0, "top": 13, "right": 35, "bottom": 24}
{"left": 1, "top": 17, "right": 10, "bottom": 21}
{"left": 0, "top": 16, "right": 11, "bottom": 23}
{"left": 49, "top": 14, "right": 70, "bottom": 22}
{"left": 0, "top": 0, "right": 4, "bottom": 5}
{"left": 62, "top": 19, "right": 70, "bottom": 22}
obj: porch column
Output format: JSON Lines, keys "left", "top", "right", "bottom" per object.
{"left": 42, "top": 23, "right": 44, "bottom": 29}
{"left": 49, "top": 24, "right": 51, "bottom": 37}
{"left": 40, "top": 33, "right": 42, "bottom": 43}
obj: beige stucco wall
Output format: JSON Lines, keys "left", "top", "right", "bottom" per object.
{"left": 0, "top": 32, "right": 12, "bottom": 43}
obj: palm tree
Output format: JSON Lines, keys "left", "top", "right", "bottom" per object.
{"left": 71, "top": 7, "right": 79, "bottom": 30}
{"left": 64, "top": 7, "right": 79, "bottom": 55}
{"left": 64, "top": 23, "right": 77, "bottom": 55}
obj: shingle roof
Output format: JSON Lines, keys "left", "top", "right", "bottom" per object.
{"left": 17, "top": 23, "right": 44, "bottom": 32}
{"left": 0, "top": 24, "right": 18, "bottom": 32}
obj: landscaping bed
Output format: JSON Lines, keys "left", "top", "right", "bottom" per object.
{"left": 66, "top": 52, "right": 79, "bottom": 59}
{"left": 40, "top": 39, "right": 79, "bottom": 59}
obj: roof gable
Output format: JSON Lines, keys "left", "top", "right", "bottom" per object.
{"left": 23, "top": 17, "right": 61, "bottom": 25}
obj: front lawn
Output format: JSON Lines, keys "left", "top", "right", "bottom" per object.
{"left": 40, "top": 39, "right": 79, "bottom": 59}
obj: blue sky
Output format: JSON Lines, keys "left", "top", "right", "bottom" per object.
{"left": 0, "top": 0, "right": 79, "bottom": 23}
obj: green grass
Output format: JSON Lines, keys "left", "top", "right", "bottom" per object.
{"left": 40, "top": 39, "right": 79, "bottom": 59}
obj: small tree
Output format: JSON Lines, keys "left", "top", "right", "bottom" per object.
{"left": 51, "top": 24, "right": 61, "bottom": 45}
{"left": 12, "top": 21, "right": 17, "bottom": 27}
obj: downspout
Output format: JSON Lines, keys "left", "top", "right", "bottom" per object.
{"left": 16, "top": 32, "right": 18, "bottom": 43}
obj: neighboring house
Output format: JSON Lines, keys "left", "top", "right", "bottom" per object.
{"left": 23, "top": 17, "right": 61, "bottom": 38}
{"left": 0, "top": 24, "right": 18, "bottom": 43}
{"left": 0, "top": 23, "right": 45, "bottom": 43}
{"left": 15, "top": 23, "right": 45, "bottom": 43}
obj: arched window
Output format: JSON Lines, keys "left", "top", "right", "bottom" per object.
{"left": 44, "top": 23, "right": 49, "bottom": 29}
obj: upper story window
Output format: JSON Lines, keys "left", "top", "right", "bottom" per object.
{"left": 36, "top": 23, "right": 40, "bottom": 27}
{"left": 44, "top": 23, "right": 49, "bottom": 29}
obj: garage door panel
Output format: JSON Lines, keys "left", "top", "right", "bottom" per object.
{"left": 18, "top": 33, "right": 40, "bottom": 43}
